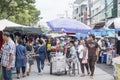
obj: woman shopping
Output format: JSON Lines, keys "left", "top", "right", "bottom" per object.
{"left": 35, "top": 40, "right": 46, "bottom": 74}
{"left": 16, "top": 39, "right": 28, "bottom": 79}
{"left": 26, "top": 41, "right": 34, "bottom": 76}
{"left": 78, "top": 39, "right": 89, "bottom": 77}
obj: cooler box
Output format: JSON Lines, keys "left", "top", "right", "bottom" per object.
{"left": 106, "top": 53, "right": 112, "bottom": 65}
{"left": 102, "top": 52, "right": 107, "bottom": 63}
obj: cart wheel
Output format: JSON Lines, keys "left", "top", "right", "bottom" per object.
{"left": 65, "top": 69, "right": 67, "bottom": 75}
{"left": 72, "top": 63, "right": 76, "bottom": 76}
{"left": 50, "top": 62, "right": 52, "bottom": 74}
{"left": 113, "top": 76, "right": 117, "bottom": 80}
{"left": 77, "top": 62, "right": 79, "bottom": 74}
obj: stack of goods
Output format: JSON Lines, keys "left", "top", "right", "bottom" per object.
{"left": 51, "top": 46, "right": 56, "bottom": 53}
{"left": 113, "top": 56, "right": 120, "bottom": 80}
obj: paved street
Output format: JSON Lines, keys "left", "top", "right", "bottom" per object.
{"left": 13, "top": 62, "right": 114, "bottom": 80}
{"left": 96, "top": 63, "right": 113, "bottom": 75}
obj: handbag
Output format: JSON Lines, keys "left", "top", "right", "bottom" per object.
{"left": 28, "top": 53, "right": 34, "bottom": 65}
{"left": 82, "top": 58, "right": 88, "bottom": 64}
{"left": 26, "top": 62, "right": 30, "bottom": 72}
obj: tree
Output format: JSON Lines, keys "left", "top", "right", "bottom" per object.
{"left": 39, "top": 25, "right": 49, "bottom": 32}
{"left": 0, "top": 0, "right": 40, "bottom": 26}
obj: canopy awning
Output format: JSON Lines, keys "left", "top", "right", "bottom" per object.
{"left": 103, "top": 18, "right": 120, "bottom": 29}
{"left": 23, "top": 27, "right": 42, "bottom": 34}
{"left": 0, "top": 19, "right": 26, "bottom": 31}
{"left": 93, "top": 21, "right": 105, "bottom": 29}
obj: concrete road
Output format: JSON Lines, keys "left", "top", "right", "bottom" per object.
{"left": 13, "top": 63, "right": 114, "bottom": 80}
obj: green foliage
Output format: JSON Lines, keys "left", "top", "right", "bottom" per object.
{"left": 40, "top": 25, "right": 49, "bottom": 32}
{"left": 0, "top": 0, "right": 40, "bottom": 26}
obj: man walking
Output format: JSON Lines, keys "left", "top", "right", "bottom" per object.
{"left": 86, "top": 34, "right": 98, "bottom": 79}
{"left": 1, "top": 32, "right": 16, "bottom": 80}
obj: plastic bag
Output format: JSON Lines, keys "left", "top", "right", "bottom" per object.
{"left": 26, "top": 62, "right": 30, "bottom": 72}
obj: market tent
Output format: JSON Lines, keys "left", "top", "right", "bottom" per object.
{"left": 46, "top": 33, "right": 67, "bottom": 38}
{"left": 101, "top": 18, "right": 120, "bottom": 29}
{"left": 47, "top": 18, "right": 91, "bottom": 33}
{"left": 23, "top": 27, "right": 43, "bottom": 34}
{"left": 76, "top": 33, "right": 88, "bottom": 39}
{"left": 0, "top": 19, "right": 25, "bottom": 31}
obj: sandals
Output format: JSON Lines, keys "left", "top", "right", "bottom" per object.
{"left": 17, "top": 77, "right": 20, "bottom": 79}
{"left": 17, "top": 74, "right": 20, "bottom": 79}
{"left": 22, "top": 74, "right": 26, "bottom": 77}
{"left": 27, "top": 72, "right": 30, "bottom": 76}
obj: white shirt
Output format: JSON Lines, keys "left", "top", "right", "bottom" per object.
{"left": 78, "top": 45, "right": 84, "bottom": 59}
{"left": 98, "top": 40, "right": 106, "bottom": 50}
{"left": 78, "top": 45, "right": 88, "bottom": 59}
{"left": 70, "top": 46, "right": 77, "bottom": 62}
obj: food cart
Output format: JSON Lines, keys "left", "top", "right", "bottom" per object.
{"left": 112, "top": 56, "right": 120, "bottom": 80}
{"left": 48, "top": 33, "right": 67, "bottom": 75}
{"left": 50, "top": 46, "right": 67, "bottom": 75}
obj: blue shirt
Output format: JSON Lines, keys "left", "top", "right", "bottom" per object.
{"left": 16, "top": 45, "right": 27, "bottom": 59}
{"left": 34, "top": 45, "right": 46, "bottom": 60}
{"left": 16, "top": 44, "right": 27, "bottom": 67}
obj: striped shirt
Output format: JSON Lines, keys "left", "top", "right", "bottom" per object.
{"left": 1, "top": 39, "right": 16, "bottom": 67}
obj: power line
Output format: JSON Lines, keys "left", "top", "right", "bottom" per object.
{"left": 91, "top": 0, "right": 114, "bottom": 18}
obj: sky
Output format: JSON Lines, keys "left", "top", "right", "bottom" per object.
{"left": 35, "top": 0, "right": 75, "bottom": 22}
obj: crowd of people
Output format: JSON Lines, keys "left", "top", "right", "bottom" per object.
{"left": 1, "top": 32, "right": 47, "bottom": 80}
{"left": 0, "top": 31, "right": 115, "bottom": 80}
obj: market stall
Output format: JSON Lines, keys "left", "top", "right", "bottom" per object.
{"left": 47, "top": 33, "right": 67, "bottom": 75}
{"left": 112, "top": 56, "right": 120, "bottom": 80}
{"left": 0, "top": 19, "right": 25, "bottom": 31}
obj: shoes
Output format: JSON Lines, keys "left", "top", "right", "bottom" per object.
{"left": 27, "top": 72, "right": 30, "bottom": 76}
{"left": 17, "top": 74, "right": 20, "bottom": 79}
{"left": 88, "top": 72, "right": 90, "bottom": 75}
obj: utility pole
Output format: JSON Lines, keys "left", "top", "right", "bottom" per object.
{"left": 105, "top": 0, "right": 108, "bottom": 28}
{"left": 88, "top": 0, "right": 92, "bottom": 26}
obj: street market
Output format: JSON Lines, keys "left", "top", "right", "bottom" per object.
{"left": 0, "top": 0, "right": 120, "bottom": 80}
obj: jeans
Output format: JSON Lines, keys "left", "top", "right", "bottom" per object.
{"left": 16, "top": 66, "right": 26, "bottom": 74}
{"left": 2, "top": 66, "right": 12, "bottom": 80}
{"left": 47, "top": 51, "right": 51, "bottom": 63}
{"left": 36, "top": 57, "right": 45, "bottom": 73}
{"left": 88, "top": 56, "right": 97, "bottom": 76}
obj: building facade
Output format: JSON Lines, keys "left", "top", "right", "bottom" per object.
{"left": 73, "top": 0, "right": 88, "bottom": 25}
{"left": 73, "top": 0, "right": 118, "bottom": 28}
